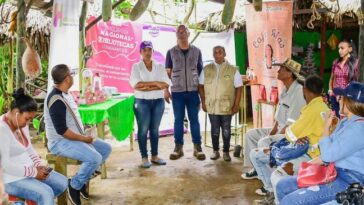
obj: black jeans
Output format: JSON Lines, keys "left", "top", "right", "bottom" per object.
{"left": 208, "top": 114, "right": 232, "bottom": 152}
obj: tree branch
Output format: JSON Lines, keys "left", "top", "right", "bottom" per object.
{"left": 85, "top": 0, "right": 126, "bottom": 32}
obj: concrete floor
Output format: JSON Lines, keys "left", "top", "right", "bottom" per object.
{"left": 35, "top": 133, "right": 262, "bottom": 205}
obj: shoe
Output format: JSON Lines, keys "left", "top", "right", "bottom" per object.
{"left": 90, "top": 170, "right": 101, "bottom": 179}
{"left": 151, "top": 158, "right": 167, "bottom": 165}
{"left": 80, "top": 183, "right": 89, "bottom": 200}
{"left": 141, "top": 158, "right": 152, "bottom": 168}
{"left": 241, "top": 169, "right": 258, "bottom": 180}
{"left": 210, "top": 151, "right": 220, "bottom": 160}
{"left": 170, "top": 144, "right": 184, "bottom": 160}
{"left": 255, "top": 186, "right": 268, "bottom": 196}
{"left": 223, "top": 152, "right": 231, "bottom": 162}
{"left": 67, "top": 179, "right": 81, "bottom": 205}
{"left": 193, "top": 144, "right": 206, "bottom": 160}
{"left": 254, "top": 192, "right": 275, "bottom": 205}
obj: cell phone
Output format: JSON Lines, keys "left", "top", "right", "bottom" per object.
{"left": 47, "top": 167, "right": 53, "bottom": 173}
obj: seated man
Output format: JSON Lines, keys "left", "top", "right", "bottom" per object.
{"left": 242, "top": 59, "right": 306, "bottom": 191}
{"left": 252, "top": 75, "right": 329, "bottom": 205}
{"left": 44, "top": 64, "right": 112, "bottom": 205}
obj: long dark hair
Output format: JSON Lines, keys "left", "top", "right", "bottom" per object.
{"left": 10, "top": 88, "right": 38, "bottom": 113}
{"left": 339, "top": 39, "right": 358, "bottom": 81}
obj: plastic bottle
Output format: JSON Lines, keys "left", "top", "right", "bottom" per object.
{"left": 93, "top": 73, "right": 102, "bottom": 92}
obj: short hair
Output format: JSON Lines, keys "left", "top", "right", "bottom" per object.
{"left": 176, "top": 24, "right": 189, "bottom": 34}
{"left": 213, "top": 46, "right": 225, "bottom": 53}
{"left": 10, "top": 88, "right": 38, "bottom": 113}
{"left": 51, "top": 64, "right": 70, "bottom": 84}
{"left": 343, "top": 96, "right": 364, "bottom": 117}
{"left": 304, "top": 75, "right": 323, "bottom": 95}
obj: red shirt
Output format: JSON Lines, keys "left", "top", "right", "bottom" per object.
{"left": 331, "top": 59, "right": 359, "bottom": 89}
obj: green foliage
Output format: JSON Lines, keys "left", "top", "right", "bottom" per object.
{"left": 0, "top": 95, "right": 4, "bottom": 114}
{"left": 113, "top": 0, "right": 133, "bottom": 19}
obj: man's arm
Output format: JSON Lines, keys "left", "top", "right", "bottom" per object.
{"left": 269, "top": 121, "right": 279, "bottom": 135}
{"left": 232, "top": 87, "right": 242, "bottom": 114}
{"left": 198, "top": 84, "right": 207, "bottom": 112}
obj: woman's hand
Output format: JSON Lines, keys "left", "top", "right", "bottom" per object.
{"left": 323, "top": 110, "right": 335, "bottom": 131}
{"left": 35, "top": 166, "right": 49, "bottom": 180}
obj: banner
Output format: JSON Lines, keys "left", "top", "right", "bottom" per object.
{"left": 86, "top": 17, "right": 143, "bottom": 93}
{"left": 246, "top": 1, "right": 293, "bottom": 128}
{"left": 48, "top": 0, "right": 80, "bottom": 91}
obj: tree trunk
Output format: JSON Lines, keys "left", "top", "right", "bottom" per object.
{"left": 16, "top": 0, "right": 26, "bottom": 89}
{"left": 359, "top": 0, "right": 364, "bottom": 82}
{"left": 79, "top": 1, "right": 88, "bottom": 90}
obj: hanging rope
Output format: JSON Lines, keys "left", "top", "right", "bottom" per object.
{"left": 307, "top": 1, "right": 322, "bottom": 29}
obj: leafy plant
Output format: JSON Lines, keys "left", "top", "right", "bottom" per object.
{"left": 113, "top": 0, "right": 133, "bottom": 19}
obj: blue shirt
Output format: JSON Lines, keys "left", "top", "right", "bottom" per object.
{"left": 319, "top": 115, "right": 364, "bottom": 175}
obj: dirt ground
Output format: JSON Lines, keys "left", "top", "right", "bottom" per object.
{"left": 34, "top": 133, "right": 262, "bottom": 205}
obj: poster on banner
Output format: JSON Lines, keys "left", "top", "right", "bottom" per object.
{"left": 48, "top": 0, "right": 80, "bottom": 91}
{"left": 86, "top": 17, "right": 143, "bottom": 93}
{"left": 246, "top": 1, "right": 293, "bottom": 128}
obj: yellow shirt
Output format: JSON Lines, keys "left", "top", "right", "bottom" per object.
{"left": 285, "top": 97, "right": 329, "bottom": 158}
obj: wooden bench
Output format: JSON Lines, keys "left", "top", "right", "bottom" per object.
{"left": 46, "top": 154, "right": 90, "bottom": 205}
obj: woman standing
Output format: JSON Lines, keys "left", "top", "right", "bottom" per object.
{"left": 328, "top": 39, "right": 359, "bottom": 117}
{"left": 276, "top": 81, "right": 364, "bottom": 205}
{"left": 130, "top": 41, "right": 171, "bottom": 168}
{"left": 0, "top": 88, "right": 67, "bottom": 205}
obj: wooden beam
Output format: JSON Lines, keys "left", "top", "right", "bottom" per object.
{"left": 320, "top": 19, "right": 326, "bottom": 77}
{"left": 293, "top": 8, "right": 327, "bottom": 15}
{"left": 359, "top": 0, "right": 364, "bottom": 82}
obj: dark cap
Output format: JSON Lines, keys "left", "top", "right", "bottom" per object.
{"left": 334, "top": 82, "right": 364, "bottom": 103}
{"left": 140, "top": 41, "right": 153, "bottom": 51}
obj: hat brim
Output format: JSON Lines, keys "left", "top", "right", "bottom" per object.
{"left": 272, "top": 63, "right": 283, "bottom": 66}
{"left": 333, "top": 87, "right": 345, "bottom": 96}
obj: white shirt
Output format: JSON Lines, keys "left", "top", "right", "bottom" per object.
{"left": 199, "top": 62, "right": 243, "bottom": 88}
{"left": 129, "top": 60, "right": 171, "bottom": 99}
{"left": 0, "top": 115, "right": 43, "bottom": 183}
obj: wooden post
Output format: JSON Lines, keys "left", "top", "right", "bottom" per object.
{"left": 55, "top": 156, "right": 68, "bottom": 205}
{"left": 16, "top": 0, "right": 26, "bottom": 88}
{"left": 79, "top": 1, "right": 88, "bottom": 90}
{"left": 359, "top": 0, "right": 364, "bottom": 82}
{"left": 320, "top": 19, "right": 327, "bottom": 78}
{"left": 97, "top": 122, "right": 107, "bottom": 179}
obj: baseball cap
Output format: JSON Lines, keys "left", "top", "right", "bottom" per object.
{"left": 333, "top": 82, "right": 364, "bottom": 103}
{"left": 140, "top": 41, "right": 153, "bottom": 51}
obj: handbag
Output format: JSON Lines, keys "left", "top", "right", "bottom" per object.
{"left": 269, "top": 138, "right": 309, "bottom": 168}
{"left": 297, "top": 162, "right": 337, "bottom": 188}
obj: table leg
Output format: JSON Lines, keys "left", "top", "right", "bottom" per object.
{"left": 130, "top": 131, "right": 134, "bottom": 151}
{"left": 96, "top": 122, "right": 107, "bottom": 179}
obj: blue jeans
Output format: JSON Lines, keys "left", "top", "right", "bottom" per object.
{"left": 50, "top": 138, "right": 112, "bottom": 190}
{"left": 5, "top": 171, "right": 67, "bottom": 205}
{"left": 250, "top": 147, "right": 274, "bottom": 191}
{"left": 134, "top": 98, "right": 165, "bottom": 158}
{"left": 276, "top": 168, "right": 364, "bottom": 205}
{"left": 329, "top": 95, "right": 340, "bottom": 118}
{"left": 171, "top": 91, "right": 201, "bottom": 145}
{"left": 208, "top": 115, "right": 232, "bottom": 152}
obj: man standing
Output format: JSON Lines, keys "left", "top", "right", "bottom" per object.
{"left": 198, "top": 46, "right": 242, "bottom": 161}
{"left": 242, "top": 58, "right": 306, "bottom": 188}
{"left": 44, "top": 64, "right": 112, "bottom": 205}
{"left": 165, "top": 25, "right": 205, "bottom": 160}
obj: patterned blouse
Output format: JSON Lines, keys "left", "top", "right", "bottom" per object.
{"left": 331, "top": 59, "right": 359, "bottom": 89}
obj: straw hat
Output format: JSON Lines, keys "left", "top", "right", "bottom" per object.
{"left": 273, "top": 58, "right": 305, "bottom": 82}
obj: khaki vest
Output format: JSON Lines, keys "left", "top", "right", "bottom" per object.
{"left": 204, "top": 62, "right": 237, "bottom": 115}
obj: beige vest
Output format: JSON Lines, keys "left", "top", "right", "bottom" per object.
{"left": 204, "top": 62, "right": 237, "bottom": 115}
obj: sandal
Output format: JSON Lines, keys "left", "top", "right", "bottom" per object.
{"left": 151, "top": 158, "right": 167, "bottom": 165}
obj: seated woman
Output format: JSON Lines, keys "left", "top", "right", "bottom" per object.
{"left": 0, "top": 88, "right": 67, "bottom": 205}
{"left": 276, "top": 81, "right": 364, "bottom": 205}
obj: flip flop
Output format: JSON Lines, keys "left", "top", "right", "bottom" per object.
{"left": 151, "top": 159, "right": 167, "bottom": 165}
